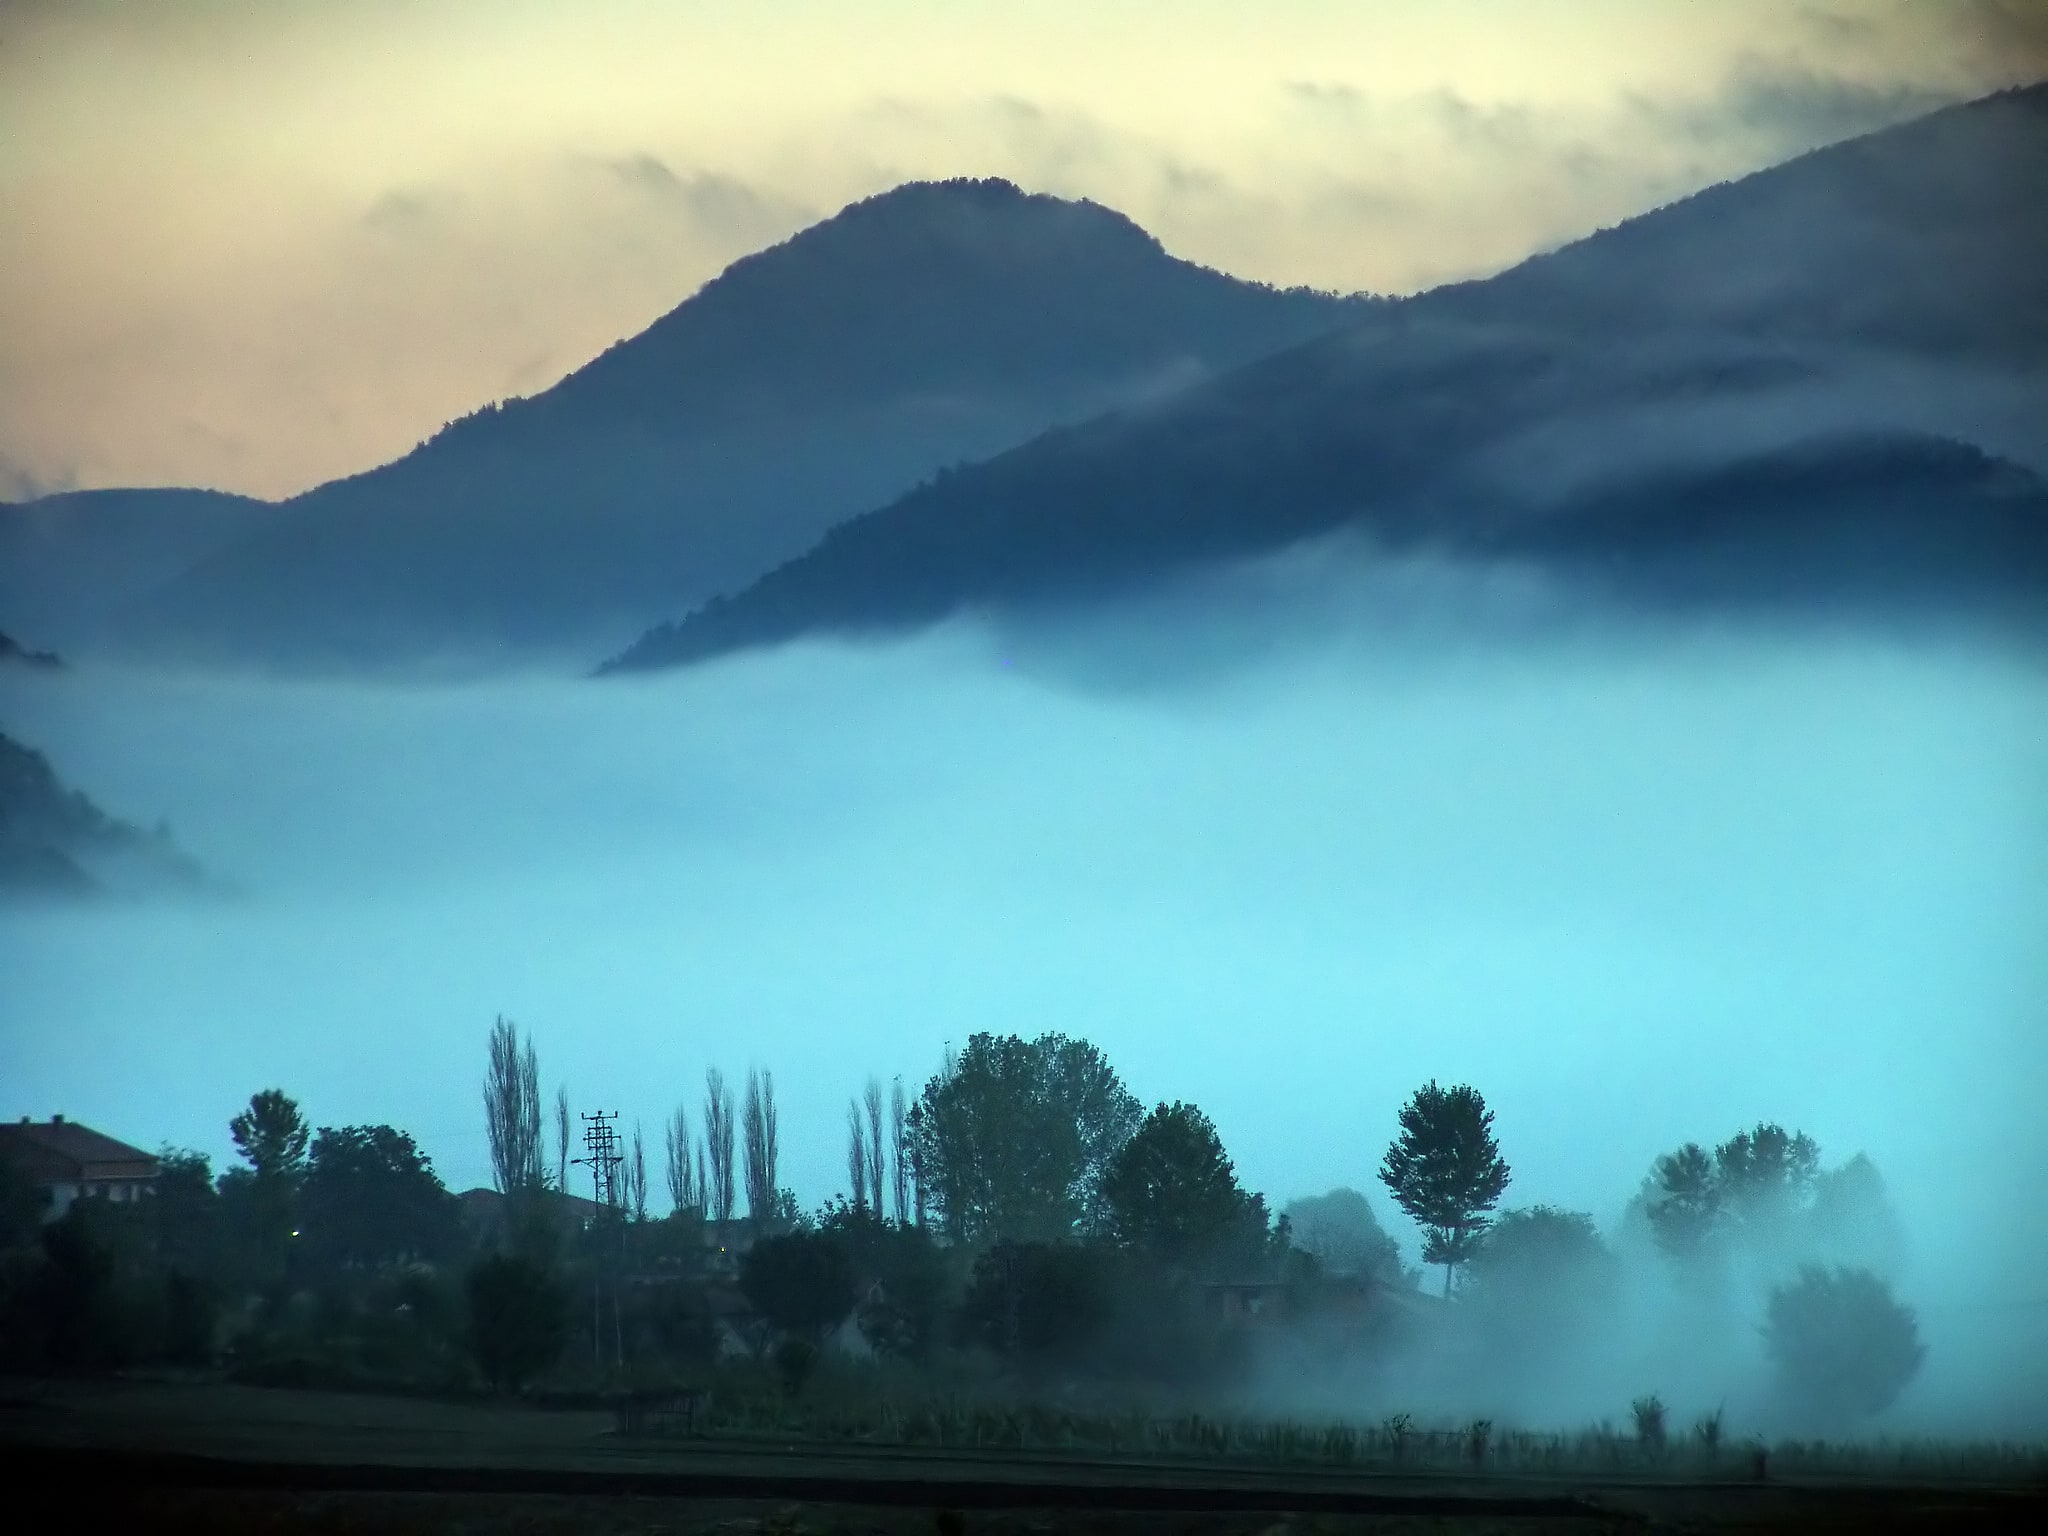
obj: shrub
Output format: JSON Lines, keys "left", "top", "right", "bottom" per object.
{"left": 739, "top": 1230, "right": 857, "bottom": 1344}
{"left": 1631, "top": 1394, "right": 1667, "bottom": 1452}
{"left": 1763, "top": 1265, "right": 1924, "bottom": 1429}
{"left": 465, "top": 1252, "right": 569, "bottom": 1392}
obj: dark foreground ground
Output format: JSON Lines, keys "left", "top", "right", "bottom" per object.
{"left": 2, "top": 1377, "right": 2040, "bottom": 1534}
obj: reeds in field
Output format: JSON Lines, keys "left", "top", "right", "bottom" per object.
{"left": 629, "top": 1358, "right": 2045, "bottom": 1486}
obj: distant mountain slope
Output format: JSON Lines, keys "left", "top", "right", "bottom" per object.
{"left": 0, "top": 730, "right": 202, "bottom": 899}
{"left": 0, "top": 630, "right": 61, "bottom": 669}
{"left": 0, "top": 488, "right": 269, "bottom": 654}
{"left": 604, "top": 86, "right": 2048, "bottom": 673}
{"left": 64, "top": 179, "right": 1368, "bottom": 667}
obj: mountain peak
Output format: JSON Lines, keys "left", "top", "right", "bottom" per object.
{"left": 545, "top": 177, "right": 1334, "bottom": 424}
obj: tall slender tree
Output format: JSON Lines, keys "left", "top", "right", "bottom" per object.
{"left": 703, "top": 1068, "right": 737, "bottom": 1226}
{"left": 743, "top": 1069, "right": 781, "bottom": 1226}
{"left": 890, "top": 1078, "right": 910, "bottom": 1225}
{"left": 847, "top": 1100, "right": 871, "bottom": 1213}
{"left": 483, "top": 1017, "right": 544, "bottom": 1196}
{"left": 553, "top": 1087, "right": 570, "bottom": 1193}
{"left": 626, "top": 1122, "right": 649, "bottom": 1222}
{"left": 864, "top": 1078, "right": 887, "bottom": 1224}
{"left": 1379, "top": 1080, "right": 1512, "bottom": 1296}
{"left": 665, "top": 1103, "right": 701, "bottom": 1216}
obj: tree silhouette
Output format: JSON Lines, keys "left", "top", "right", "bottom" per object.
{"left": 1378, "top": 1080, "right": 1511, "bottom": 1296}
{"left": 229, "top": 1089, "right": 309, "bottom": 1181}
{"left": 227, "top": 1089, "right": 310, "bottom": 1286}
{"left": 466, "top": 1252, "right": 568, "bottom": 1393}
{"left": 1764, "top": 1265, "right": 1924, "bottom": 1429}
{"left": 300, "top": 1124, "right": 459, "bottom": 1272}
{"left": 482, "top": 1018, "right": 543, "bottom": 1196}
{"left": 1646, "top": 1142, "right": 1721, "bottom": 1266}
{"left": 703, "top": 1068, "right": 737, "bottom": 1226}
{"left": 743, "top": 1069, "right": 780, "bottom": 1225}
{"left": 1101, "top": 1101, "right": 1264, "bottom": 1271}
{"left": 1281, "top": 1187, "right": 1405, "bottom": 1284}
{"left": 740, "top": 1229, "right": 858, "bottom": 1344}
{"left": 906, "top": 1032, "right": 1141, "bottom": 1243}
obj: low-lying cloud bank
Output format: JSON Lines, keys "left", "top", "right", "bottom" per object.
{"left": 1, "top": 578, "right": 2041, "bottom": 1431}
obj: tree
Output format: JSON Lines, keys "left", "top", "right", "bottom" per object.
{"left": 665, "top": 1103, "right": 702, "bottom": 1216}
{"left": 1281, "top": 1187, "right": 1405, "bottom": 1284}
{"left": 299, "top": 1125, "right": 460, "bottom": 1272}
{"left": 26, "top": 1201, "right": 127, "bottom": 1369}
{"left": 846, "top": 1099, "right": 870, "bottom": 1214}
{"left": 1807, "top": 1154, "right": 1905, "bottom": 1276}
{"left": 742, "top": 1069, "right": 780, "bottom": 1225}
{"left": 1646, "top": 1142, "right": 1721, "bottom": 1266}
{"left": 1646, "top": 1123, "right": 1837, "bottom": 1277}
{"left": 1, "top": 1145, "right": 50, "bottom": 1249}
{"left": 227, "top": 1089, "right": 310, "bottom": 1284}
{"left": 890, "top": 1078, "right": 910, "bottom": 1225}
{"left": 1715, "top": 1123, "right": 1820, "bottom": 1241}
{"left": 149, "top": 1148, "right": 220, "bottom": 1279}
{"left": 466, "top": 1252, "right": 569, "bottom": 1393}
{"left": 855, "top": 1224, "right": 953, "bottom": 1361}
{"left": 1379, "top": 1080, "right": 1511, "bottom": 1296}
{"left": 483, "top": 1017, "right": 543, "bottom": 1196}
{"left": 703, "top": 1068, "right": 737, "bottom": 1226}
{"left": 625, "top": 1122, "right": 649, "bottom": 1222}
{"left": 739, "top": 1230, "right": 857, "bottom": 1345}
{"left": 1101, "top": 1102, "right": 1265, "bottom": 1271}
{"left": 906, "top": 1032, "right": 1142, "bottom": 1243}
{"left": 553, "top": 1087, "right": 570, "bottom": 1193}
{"left": 230, "top": 1089, "right": 310, "bottom": 1181}
{"left": 1462, "top": 1206, "right": 1619, "bottom": 1365}
{"left": 862, "top": 1078, "right": 887, "bottom": 1222}
{"left": 1763, "top": 1265, "right": 1924, "bottom": 1429}
{"left": 959, "top": 1241, "right": 1112, "bottom": 1368}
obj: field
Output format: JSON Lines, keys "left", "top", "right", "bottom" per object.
{"left": 4, "top": 1376, "right": 2043, "bottom": 1533}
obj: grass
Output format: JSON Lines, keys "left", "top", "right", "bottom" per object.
{"left": 620, "top": 1366, "right": 2048, "bottom": 1486}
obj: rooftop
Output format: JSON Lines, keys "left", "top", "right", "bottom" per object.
{"left": 0, "top": 1116, "right": 160, "bottom": 1177}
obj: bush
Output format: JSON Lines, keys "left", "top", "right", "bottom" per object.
{"left": 739, "top": 1230, "right": 856, "bottom": 1344}
{"left": 466, "top": 1252, "right": 569, "bottom": 1392}
{"left": 1631, "top": 1394, "right": 1667, "bottom": 1452}
{"left": 772, "top": 1335, "right": 819, "bottom": 1394}
{"left": 1763, "top": 1265, "right": 1924, "bottom": 1429}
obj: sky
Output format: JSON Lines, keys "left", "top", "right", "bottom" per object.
{"left": 1, "top": 0, "right": 2042, "bottom": 502}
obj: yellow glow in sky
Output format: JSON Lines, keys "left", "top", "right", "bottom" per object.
{"left": 0, "top": 0, "right": 2037, "bottom": 498}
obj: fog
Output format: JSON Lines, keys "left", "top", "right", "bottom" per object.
{"left": 3, "top": 571, "right": 2044, "bottom": 1433}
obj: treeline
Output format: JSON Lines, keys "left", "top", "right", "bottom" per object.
{"left": 0, "top": 1019, "right": 1925, "bottom": 1435}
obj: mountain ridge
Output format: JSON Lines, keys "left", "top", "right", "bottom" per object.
{"left": 601, "top": 85, "right": 2048, "bottom": 674}
{"left": 32, "top": 178, "right": 1372, "bottom": 668}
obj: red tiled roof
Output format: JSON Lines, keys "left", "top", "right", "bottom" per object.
{"left": 0, "top": 1118, "right": 159, "bottom": 1180}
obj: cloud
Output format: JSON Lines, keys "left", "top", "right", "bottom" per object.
{"left": 595, "top": 154, "right": 811, "bottom": 248}
{"left": 1674, "top": 54, "right": 1962, "bottom": 151}
{"left": 1953, "top": 0, "right": 2048, "bottom": 84}
{"left": 362, "top": 188, "right": 458, "bottom": 235}
{"left": 0, "top": 449, "right": 69, "bottom": 502}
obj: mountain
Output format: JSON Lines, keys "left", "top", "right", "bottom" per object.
{"left": 0, "top": 630, "right": 62, "bottom": 670}
{"left": 604, "top": 85, "right": 2048, "bottom": 673}
{"left": 0, "top": 730, "right": 202, "bottom": 899}
{"left": 27, "top": 180, "right": 1368, "bottom": 668}
{"left": 0, "top": 488, "right": 268, "bottom": 654}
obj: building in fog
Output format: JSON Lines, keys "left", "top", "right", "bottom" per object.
{"left": 0, "top": 1115, "right": 160, "bottom": 1219}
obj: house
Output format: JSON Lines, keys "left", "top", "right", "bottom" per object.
{"left": 0, "top": 1115, "right": 160, "bottom": 1219}
{"left": 1196, "top": 1274, "right": 1444, "bottom": 1335}
{"left": 456, "top": 1185, "right": 607, "bottom": 1245}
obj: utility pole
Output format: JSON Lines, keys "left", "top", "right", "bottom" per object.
{"left": 573, "top": 1111, "right": 625, "bottom": 1372}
